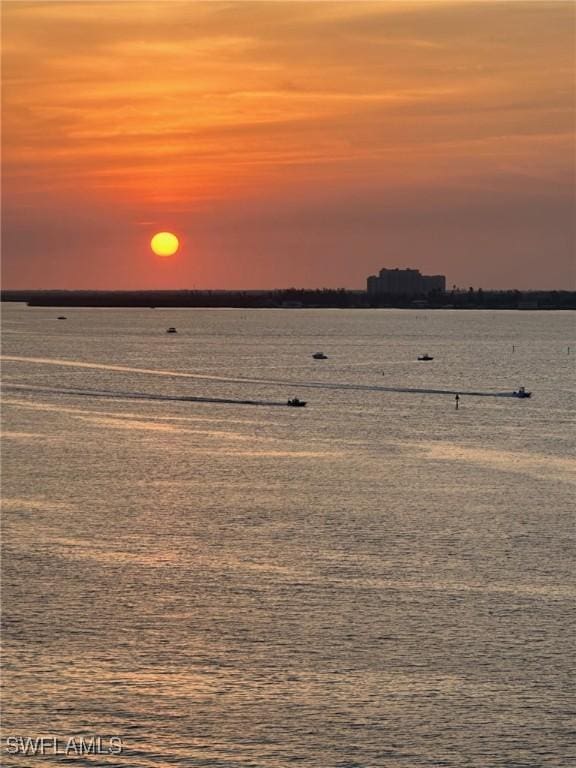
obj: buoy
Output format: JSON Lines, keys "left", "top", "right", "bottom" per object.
{"left": 455, "top": 393, "right": 460, "bottom": 410}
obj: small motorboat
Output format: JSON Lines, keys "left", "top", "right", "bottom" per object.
{"left": 287, "top": 398, "right": 307, "bottom": 407}
{"left": 312, "top": 352, "right": 328, "bottom": 360}
{"left": 57, "top": 316, "right": 67, "bottom": 320}
{"left": 166, "top": 327, "right": 177, "bottom": 334}
{"left": 513, "top": 387, "right": 531, "bottom": 399}
{"left": 417, "top": 354, "right": 434, "bottom": 361}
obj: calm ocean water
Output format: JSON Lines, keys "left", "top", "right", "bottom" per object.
{"left": 2, "top": 305, "right": 575, "bottom": 767}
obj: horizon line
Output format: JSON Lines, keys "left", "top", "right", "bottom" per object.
{"left": 2, "top": 287, "right": 574, "bottom": 294}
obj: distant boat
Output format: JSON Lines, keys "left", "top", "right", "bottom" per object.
{"left": 417, "top": 354, "right": 434, "bottom": 361}
{"left": 166, "top": 327, "right": 177, "bottom": 334}
{"left": 513, "top": 387, "right": 531, "bottom": 399}
{"left": 287, "top": 398, "right": 307, "bottom": 407}
{"left": 312, "top": 352, "right": 328, "bottom": 359}
{"left": 57, "top": 316, "right": 67, "bottom": 320}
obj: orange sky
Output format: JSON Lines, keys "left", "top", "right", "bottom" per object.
{"left": 2, "top": 1, "right": 575, "bottom": 289}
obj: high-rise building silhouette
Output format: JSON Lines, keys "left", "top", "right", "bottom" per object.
{"left": 367, "top": 268, "right": 446, "bottom": 296}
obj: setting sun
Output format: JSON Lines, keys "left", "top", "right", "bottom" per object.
{"left": 151, "top": 232, "right": 179, "bottom": 257}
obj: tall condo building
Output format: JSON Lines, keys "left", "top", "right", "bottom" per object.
{"left": 367, "top": 268, "right": 446, "bottom": 296}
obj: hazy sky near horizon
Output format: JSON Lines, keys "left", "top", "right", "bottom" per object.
{"left": 2, "top": 0, "right": 575, "bottom": 290}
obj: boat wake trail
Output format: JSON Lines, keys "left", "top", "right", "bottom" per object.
{"left": 0, "top": 355, "right": 244, "bottom": 383}
{"left": 1, "top": 385, "right": 294, "bottom": 408}
{"left": 1, "top": 356, "right": 519, "bottom": 398}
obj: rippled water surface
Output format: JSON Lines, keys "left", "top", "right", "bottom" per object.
{"left": 2, "top": 305, "right": 575, "bottom": 767}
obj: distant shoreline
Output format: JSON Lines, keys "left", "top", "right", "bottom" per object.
{"left": 1, "top": 289, "right": 575, "bottom": 310}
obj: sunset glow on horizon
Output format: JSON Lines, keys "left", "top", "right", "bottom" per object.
{"left": 2, "top": 1, "right": 574, "bottom": 290}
